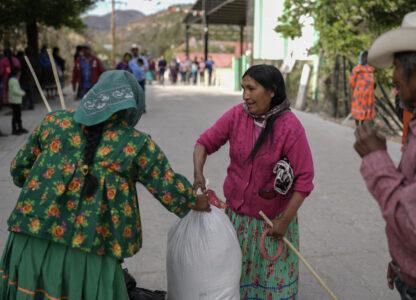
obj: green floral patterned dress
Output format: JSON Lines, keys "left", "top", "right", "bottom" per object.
{"left": 1, "top": 109, "right": 196, "bottom": 299}
{"left": 7, "top": 109, "right": 196, "bottom": 258}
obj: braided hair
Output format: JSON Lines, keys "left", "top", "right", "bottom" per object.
{"left": 83, "top": 122, "right": 106, "bottom": 198}
{"left": 244, "top": 65, "right": 287, "bottom": 159}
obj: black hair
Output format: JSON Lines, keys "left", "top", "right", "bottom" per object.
{"left": 123, "top": 52, "right": 132, "bottom": 59}
{"left": 243, "top": 64, "right": 287, "bottom": 159}
{"left": 138, "top": 58, "right": 144, "bottom": 64}
{"left": 83, "top": 122, "right": 106, "bottom": 198}
{"left": 394, "top": 51, "right": 416, "bottom": 82}
{"left": 53, "top": 47, "right": 59, "bottom": 56}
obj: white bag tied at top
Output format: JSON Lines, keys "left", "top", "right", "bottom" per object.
{"left": 167, "top": 191, "right": 242, "bottom": 300}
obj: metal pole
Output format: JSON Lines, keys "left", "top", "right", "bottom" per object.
{"left": 202, "top": 0, "right": 208, "bottom": 62}
{"left": 240, "top": 25, "right": 244, "bottom": 57}
{"left": 186, "top": 25, "right": 190, "bottom": 59}
{"left": 111, "top": 0, "right": 116, "bottom": 69}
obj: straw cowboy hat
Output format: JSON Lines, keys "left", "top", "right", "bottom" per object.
{"left": 368, "top": 11, "right": 416, "bottom": 68}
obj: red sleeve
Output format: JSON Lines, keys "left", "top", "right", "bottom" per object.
{"left": 97, "top": 59, "right": 104, "bottom": 75}
{"left": 196, "top": 106, "right": 235, "bottom": 155}
{"left": 361, "top": 150, "right": 416, "bottom": 250}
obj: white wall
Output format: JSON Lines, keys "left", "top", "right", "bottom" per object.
{"left": 253, "top": 0, "right": 317, "bottom": 61}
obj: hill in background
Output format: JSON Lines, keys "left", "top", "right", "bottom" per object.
{"left": 83, "top": 10, "right": 145, "bottom": 31}
{"left": 86, "top": 6, "right": 242, "bottom": 60}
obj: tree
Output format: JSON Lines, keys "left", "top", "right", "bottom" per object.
{"left": 275, "top": 0, "right": 416, "bottom": 116}
{"left": 276, "top": 0, "right": 416, "bottom": 63}
{"left": 0, "top": 0, "right": 95, "bottom": 55}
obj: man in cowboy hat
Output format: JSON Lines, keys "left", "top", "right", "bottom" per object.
{"left": 354, "top": 11, "right": 416, "bottom": 299}
{"left": 130, "top": 44, "right": 148, "bottom": 71}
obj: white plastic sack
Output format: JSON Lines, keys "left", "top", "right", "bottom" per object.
{"left": 167, "top": 205, "right": 242, "bottom": 300}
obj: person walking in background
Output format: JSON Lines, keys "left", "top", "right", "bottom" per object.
{"left": 198, "top": 56, "right": 205, "bottom": 85}
{"left": 116, "top": 52, "right": 133, "bottom": 73}
{"left": 157, "top": 55, "right": 167, "bottom": 85}
{"left": 130, "top": 45, "right": 148, "bottom": 96}
{"left": 74, "top": 45, "right": 83, "bottom": 62}
{"left": 136, "top": 59, "right": 147, "bottom": 92}
{"left": 129, "top": 57, "right": 146, "bottom": 113}
{"left": 194, "top": 65, "right": 314, "bottom": 299}
{"left": 349, "top": 50, "right": 375, "bottom": 127}
{"left": 0, "top": 49, "right": 20, "bottom": 109}
{"left": 191, "top": 57, "right": 198, "bottom": 85}
{"left": 354, "top": 11, "right": 416, "bottom": 300}
{"left": 17, "top": 49, "right": 35, "bottom": 110}
{"left": 72, "top": 43, "right": 104, "bottom": 100}
{"left": 53, "top": 47, "right": 66, "bottom": 89}
{"left": 8, "top": 67, "right": 28, "bottom": 135}
{"left": 186, "top": 57, "right": 193, "bottom": 84}
{"left": 169, "top": 56, "right": 179, "bottom": 84}
{"left": 0, "top": 70, "right": 209, "bottom": 300}
{"left": 73, "top": 45, "right": 84, "bottom": 99}
{"left": 39, "top": 46, "right": 56, "bottom": 99}
{"left": 205, "top": 55, "right": 215, "bottom": 86}
{"left": 146, "top": 58, "right": 156, "bottom": 85}
{"left": 179, "top": 58, "right": 187, "bottom": 84}
{"left": 130, "top": 44, "right": 148, "bottom": 71}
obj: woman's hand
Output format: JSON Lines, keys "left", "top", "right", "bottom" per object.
{"left": 192, "top": 193, "right": 211, "bottom": 212}
{"left": 268, "top": 216, "right": 291, "bottom": 240}
{"left": 193, "top": 173, "right": 207, "bottom": 194}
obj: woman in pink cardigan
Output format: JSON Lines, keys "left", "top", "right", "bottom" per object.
{"left": 194, "top": 64, "right": 314, "bottom": 299}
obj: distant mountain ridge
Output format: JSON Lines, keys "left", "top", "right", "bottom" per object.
{"left": 83, "top": 10, "right": 145, "bottom": 31}
{"left": 87, "top": 5, "right": 241, "bottom": 59}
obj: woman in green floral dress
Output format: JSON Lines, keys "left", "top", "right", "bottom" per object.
{"left": 0, "top": 70, "right": 209, "bottom": 300}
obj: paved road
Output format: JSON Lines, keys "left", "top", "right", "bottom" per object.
{"left": 0, "top": 84, "right": 402, "bottom": 299}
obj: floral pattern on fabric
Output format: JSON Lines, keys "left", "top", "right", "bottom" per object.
{"left": 9, "top": 109, "right": 196, "bottom": 259}
{"left": 350, "top": 64, "right": 375, "bottom": 120}
{"left": 226, "top": 208, "right": 299, "bottom": 300}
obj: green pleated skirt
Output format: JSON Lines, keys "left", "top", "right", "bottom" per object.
{"left": 226, "top": 208, "right": 299, "bottom": 300}
{"left": 0, "top": 232, "right": 129, "bottom": 300}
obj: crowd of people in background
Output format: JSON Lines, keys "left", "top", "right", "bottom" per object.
{"left": 152, "top": 54, "right": 215, "bottom": 86}
{"left": 0, "top": 41, "right": 217, "bottom": 137}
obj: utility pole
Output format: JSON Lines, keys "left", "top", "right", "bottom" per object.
{"left": 185, "top": 25, "right": 190, "bottom": 59}
{"left": 111, "top": 0, "right": 116, "bottom": 69}
{"left": 202, "top": 0, "right": 208, "bottom": 62}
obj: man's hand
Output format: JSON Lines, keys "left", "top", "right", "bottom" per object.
{"left": 354, "top": 120, "right": 387, "bottom": 158}
{"left": 192, "top": 193, "right": 211, "bottom": 212}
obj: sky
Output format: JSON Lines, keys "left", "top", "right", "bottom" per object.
{"left": 86, "top": 0, "right": 197, "bottom": 16}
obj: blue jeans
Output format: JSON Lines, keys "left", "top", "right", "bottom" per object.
{"left": 395, "top": 276, "right": 416, "bottom": 300}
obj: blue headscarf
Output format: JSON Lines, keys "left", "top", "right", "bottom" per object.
{"left": 358, "top": 50, "right": 368, "bottom": 65}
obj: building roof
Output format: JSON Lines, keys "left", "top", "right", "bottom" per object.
{"left": 184, "top": 0, "right": 247, "bottom": 26}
